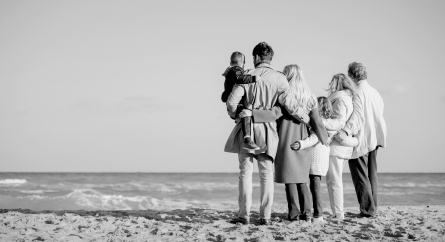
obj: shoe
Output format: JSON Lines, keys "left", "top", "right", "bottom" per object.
{"left": 259, "top": 218, "right": 272, "bottom": 225}
{"left": 243, "top": 140, "right": 260, "bottom": 151}
{"left": 359, "top": 212, "right": 374, "bottom": 218}
{"left": 312, "top": 217, "right": 324, "bottom": 223}
{"left": 298, "top": 214, "right": 310, "bottom": 221}
{"left": 336, "top": 212, "right": 345, "bottom": 220}
{"left": 229, "top": 217, "right": 250, "bottom": 225}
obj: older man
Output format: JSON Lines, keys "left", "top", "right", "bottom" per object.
{"left": 224, "top": 42, "right": 289, "bottom": 225}
{"left": 337, "top": 62, "right": 387, "bottom": 217}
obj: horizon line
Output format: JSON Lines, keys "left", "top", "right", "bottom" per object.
{"left": 1, "top": 171, "right": 444, "bottom": 174}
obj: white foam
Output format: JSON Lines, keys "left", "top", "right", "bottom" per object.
{"left": 0, "top": 179, "right": 27, "bottom": 184}
{"left": 20, "top": 190, "right": 57, "bottom": 194}
{"left": 382, "top": 183, "right": 445, "bottom": 188}
{"left": 12, "top": 188, "right": 238, "bottom": 211}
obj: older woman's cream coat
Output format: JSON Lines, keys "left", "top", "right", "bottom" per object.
{"left": 323, "top": 90, "right": 354, "bottom": 159}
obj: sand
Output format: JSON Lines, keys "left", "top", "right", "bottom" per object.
{"left": 1, "top": 206, "right": 444, "bottom": 241}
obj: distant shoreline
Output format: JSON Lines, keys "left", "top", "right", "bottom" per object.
{"left": 2, "top": 171, "right": 445, "bottom": 174}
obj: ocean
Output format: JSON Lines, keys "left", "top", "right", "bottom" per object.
{"left": 0, "top": 173, "right": 444, "bottom": 211}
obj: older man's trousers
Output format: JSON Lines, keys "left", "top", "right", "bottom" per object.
{"left": 348, "top": 149, "right": 378, "bottom": 217}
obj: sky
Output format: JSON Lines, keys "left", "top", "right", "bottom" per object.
{"left": 1, "top": 0, "right": 444, "bottom": 173}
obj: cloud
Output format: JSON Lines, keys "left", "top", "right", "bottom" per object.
{"left": 14, "top": 106, "right": 29, "bottom": 116}
{"left": 122, "top": 96, "right": 158, "bottom": 109}
{"left": 379, "top": 84, "right": 411, "bottom": 95}
{"left": 120, "top": 95, "right": 185, "bottom": 112}
{"left": 69, "top": 95, "right": 185, "bottom": 115}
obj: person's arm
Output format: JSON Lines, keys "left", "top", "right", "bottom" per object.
{"left": 251, "top": 105, "right": 310, "bottom": 124}
{"left": 232, "top": 66, "right": 257, "bottom": 85}
{"left": 278, "top": 91, "right": 310, "bottom": 124}
{"left": 309, "top": 107, "right": 328, "bottom": 145}
{"left": 343, "top": 94, "right": 364, "bottom": 136}
{"left": 322, "top": 99, "right": 348, "bottom": 131}
{"left": 221, "top": 69, "right": 235, "bottom": 103}
{"left": 251, "top": 106, "right": 283, "bottom": 123}
{"left": 298, "top": 132, "right": 319, "bottom": 150}
{"left": 226, "top": 85, "right": 245, "bottom": 119}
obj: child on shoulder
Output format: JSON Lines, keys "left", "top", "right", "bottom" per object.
{"left": 221, "top": 51, "right": 260, "bottom": 151}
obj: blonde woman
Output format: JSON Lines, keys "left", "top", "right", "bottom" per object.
{"left": 244, "top": 65, "right": 328, "bottom": 222}
{"left": 322, "top": 73, "right": 357, "bottom": 220}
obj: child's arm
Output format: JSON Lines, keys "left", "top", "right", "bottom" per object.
{"left": 300, "top": 132, "right": 319, "bottom": 150}
{"left": 232, "top": 66, "right": 257, "bottom": 85}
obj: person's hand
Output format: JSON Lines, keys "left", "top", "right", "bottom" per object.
{"left": 239, "top": 109, "right": 252, "bottom": 118}
{"left": 326, "top": 136, "right": 334, "bottom": 145}
{"left": 254, "top": 74, "right": 261, "bottom": 82}
{"left": 290, "top": 141, "right": 301, "bottom": 151}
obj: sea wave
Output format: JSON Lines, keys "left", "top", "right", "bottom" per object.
{"left": 20, "top": 190, "right": 57, "bottom": 194}
{"left": 0, "top": 179, "right": 27, "bottom": 185}
{"left": 381, "top": 183, "right": 445, "bottom": 188}
{"left": 11, "top": 189, "right": 238, "bottom": 210}
{"left": 37, "top": 182, "right": 242, "bottom": 194}
{"left": 14, "top": 189, "right": 238, "bottom": 210}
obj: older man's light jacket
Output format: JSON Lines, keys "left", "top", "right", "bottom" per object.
{"left": 224, "top": 63, "right": 289, "bottom": 160}
{"left": 344, "top": 80, "right": 387, "bottom": 159}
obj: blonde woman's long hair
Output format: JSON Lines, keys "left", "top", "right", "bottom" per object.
{"left": 327, "top": 73, "right": 358, "bottom": 97}
{"left": 279, "top": 64, "right": 317, "bottom": 113}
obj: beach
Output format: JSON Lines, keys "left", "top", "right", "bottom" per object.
{"left": 1, "top": 205, "right": 444, "bottom": 241}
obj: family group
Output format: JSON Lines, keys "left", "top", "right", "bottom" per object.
{"left": 222, "top": 42, "right": 387, "bottom": 225}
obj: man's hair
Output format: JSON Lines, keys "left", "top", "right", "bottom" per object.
{"left": 252, "top": 42, "right": 274, "bottom": 63}
{"left": 230, "top": 51, "right": 245, "bottom": 66}
{"left": 348, "top": 62, "right": 367, "bottom": 81}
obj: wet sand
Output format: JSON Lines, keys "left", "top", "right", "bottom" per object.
{"left": 1, "top": 206, "right": 444, "bottom": 241}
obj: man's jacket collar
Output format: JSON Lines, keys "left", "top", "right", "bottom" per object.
{"left": 256, "top": 63, "right": 272, "bottom": 69}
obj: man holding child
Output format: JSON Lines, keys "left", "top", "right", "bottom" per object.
{"left": 224, "top": 42, "right": 289, "bottom": 225}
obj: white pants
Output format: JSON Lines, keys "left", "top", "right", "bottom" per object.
{"left": 238, "top": 153, "right": 274, "bottom": 219}
{"left": 326, "top": 155, "right": 347, "bottom": 217}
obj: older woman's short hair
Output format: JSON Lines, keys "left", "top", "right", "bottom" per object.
{"left": 348, "top": 62, "right": 367, "bottom": 81}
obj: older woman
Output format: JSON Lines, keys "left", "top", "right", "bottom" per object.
{"left": 322, "top": 73, "right": 358, "bottom": 220}
{"left": 243, "top": 65, "right": 328, "bottom": 222}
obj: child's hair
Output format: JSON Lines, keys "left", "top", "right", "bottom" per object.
{"left": 230, "top": 51, "right": 245, "bottom": 66}
{"left": 317, "top": 96, "right": 336, "bottom": 119}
